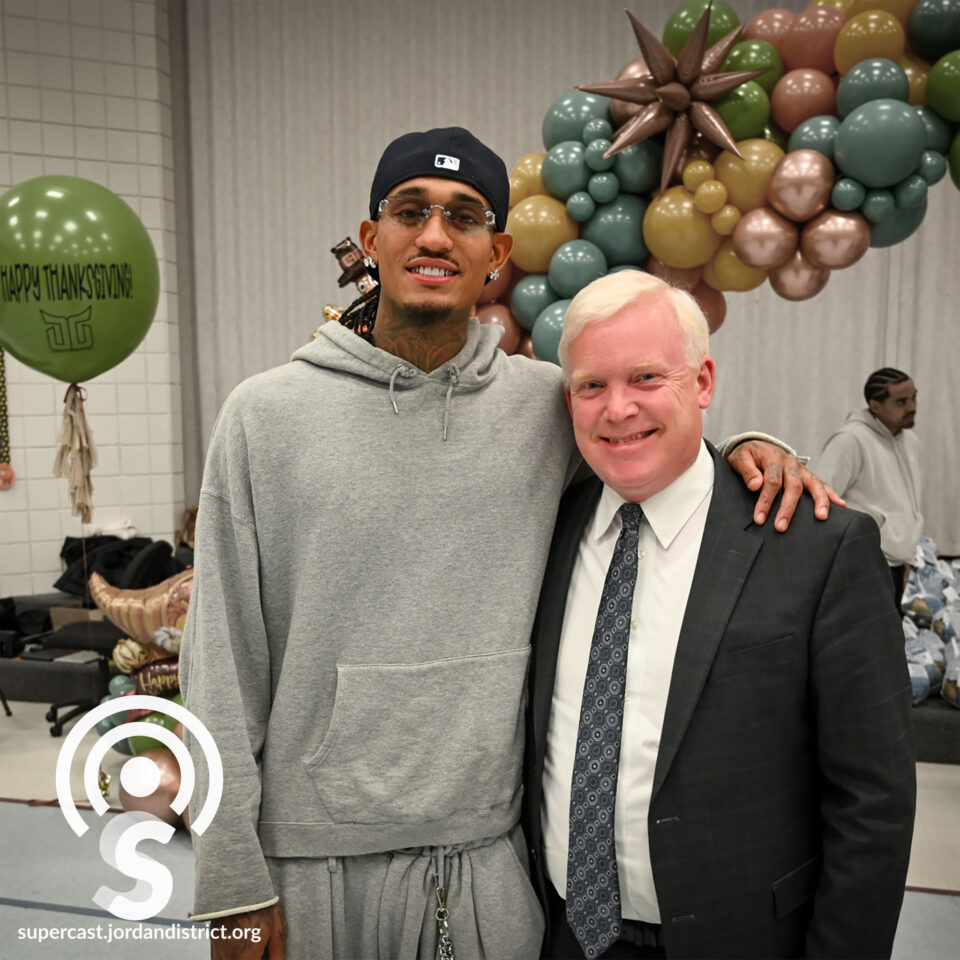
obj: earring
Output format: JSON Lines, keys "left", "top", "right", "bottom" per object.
{"left": 363, "top": 256, "right": 377, "bottom": 270}
{"left": 487, "top": 268, "right": 500, "bottom": 282}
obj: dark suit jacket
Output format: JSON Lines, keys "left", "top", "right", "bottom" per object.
{"left": 523, "top": 443, "right": 916, "bottom": 959}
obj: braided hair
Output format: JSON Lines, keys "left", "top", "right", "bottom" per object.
{"left": 339, "top": 285, "right": 380, "bottom": 343}
{"left": 863, "top": 367, "right": 911, "bottom": 405}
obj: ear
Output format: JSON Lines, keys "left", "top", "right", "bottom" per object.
{"left": 489, "top": 232, "right": 513, "bottom": 274}
{"left": 359, "top": 220, "right": 379, "bottom": 261}
{"left": 697, "top": 355, "right": 716, "bottom": 410}
{"left": 867, "top": 397, "right": 881, "bottom": 417}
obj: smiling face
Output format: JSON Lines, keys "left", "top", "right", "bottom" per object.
{"left": 359, "top": 177, "right": 511, "bottom": 326}
{"left": 868, "top": 379, "right": 917, "bottom": 435}
{"left": 565, "top": 293, "right": 716, "bottom": 502}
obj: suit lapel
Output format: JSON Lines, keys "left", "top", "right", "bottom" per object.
{"left": 652, "top": 447, "right": 762, "bottom": 798}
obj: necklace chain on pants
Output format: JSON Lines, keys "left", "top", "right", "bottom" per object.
{"left": 566, "top": 502, "right": 644, "bottom": 959}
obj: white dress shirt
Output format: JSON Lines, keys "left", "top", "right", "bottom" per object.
{"left": 541, "top": 441, "right": 715, "bottom": 923}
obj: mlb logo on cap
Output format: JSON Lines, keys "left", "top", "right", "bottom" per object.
{"left": 435, "top": 154, "right": 461, "bottom": 171}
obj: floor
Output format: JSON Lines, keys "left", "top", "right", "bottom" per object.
{"left": 1, "top": 699, "right": 958, "bottom": 959}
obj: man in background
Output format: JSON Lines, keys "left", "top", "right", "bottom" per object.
{"left": 814, "top": 367, "right": 921, "bottom": 604}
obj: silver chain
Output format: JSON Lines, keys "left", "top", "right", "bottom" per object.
{"left": 433, "top": 873, "right": 455, "bottom": 960}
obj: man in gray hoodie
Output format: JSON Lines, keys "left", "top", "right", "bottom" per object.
{"left": 180, "top": 127, "right": 838, "bottom": 959}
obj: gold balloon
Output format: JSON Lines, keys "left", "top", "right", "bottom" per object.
{"left": 849, "top": 0, "right": 916, "bottom": 27}
{"left": 833, "top": 11, "right": 906, "bottom": 74}
{"left": 509, "top": 153, "right": 546, "bottom": 199}
{"left": 509, "top": 175, "right": 529, "bottom": 209}
{"left": 642, "top": 185, "right": 723, "bottom": 269}
{"left": 702, "top": 240, "right": 768, "bottom": 292}
{"left": 693, "top": 179, "right": 728, "bottom": 214}
{"left": 813, "top": 0, "right": 857, "bottom": 15}
{"left": 732, "top": 206, "right": 799, "bottom": 269}
{"left": 682, "top": 160, "right": 715, "bottom": 192}
{"left": 899, "top": 51, "right": 930, "bottom": 106}
{"left": 711, "top": 204, "right": 742, "bottom": 236}
{"left": 768, "top": 249, "right": 830, "bottom": 300}
{"left": 715, "top": 139, "right": 786, "bottom": 214}
{"left": 767, "top": 149, "right": 834, "bottom": 222}
{"left": 505, "top": 195, "right": 578, "bottom": 273}
{"left": 801, "top": 210, "right": 871, "bottom": 269}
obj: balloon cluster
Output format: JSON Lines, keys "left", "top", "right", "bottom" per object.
{"left": 488, "top": 0, "right": 960, "bottom": 361}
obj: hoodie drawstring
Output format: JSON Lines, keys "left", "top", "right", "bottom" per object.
{"left": 388, "top": 364, "right": 403, "bottom": 414}
{"left": 442, "top": 365, "right": 460, "bottom": 442}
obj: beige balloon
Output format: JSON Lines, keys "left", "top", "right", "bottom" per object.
{"left": 732, "top": 206, "right": 799, "bottom": 269}
{"left": 768, "top": 249, "right": 830, "bottom": 300}
{"left": 800, "top": 210, "right": 871, "bottom": 269}
{"left": 767, "top": 149, "right": 834, "bottom": 222}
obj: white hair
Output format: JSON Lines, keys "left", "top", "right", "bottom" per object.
{"left": 557, "top": 270, "right": 709, "bottom": 379}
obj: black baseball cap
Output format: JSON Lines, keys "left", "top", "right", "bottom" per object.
{"left": 368, "top": 127, "right": 510, "bottom": 231}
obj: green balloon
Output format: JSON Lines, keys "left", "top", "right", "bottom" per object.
{"left": 714, "top": 81, "right": 770, "bottom": 142}
{"left": 927, "top": 50, "right": 960, "bottom": 123}
{"left": 950, "top": 130, "right": 960, "bottom": 188}
{"left": 109, "top": 673, "right": 136, "bottom": 696}
{"left": 543, "top": 90, "right": 611, "bottom": 151}
{"left": 581, "top": 195, "right": 649, "bottom": 267}
{"left": 908, "top": 0, "right": 960, "bottom": 64}
{"left": 583, "top": 118, "right": 614, "bottom": 142}
{"left": 788, "top": 115, "right": 840, "bottom": 159}
{"left": 722, "top": 40, "right": 783, "bottom": 95}
{"left": 663, "top": 0, "right": 740, "bottom": 58}
{"left": 95, "top": 693, "right": 123, "bottom": 737}
{"left": 837, "top": 59, "right": 909, "bottom": 119}
{"left": 566, "top": 191, "right": 596, "bottom": 222}
{"left": 548, "top": 240, "right": 608, "bottom": 298}
{"left": 542, "top": 141, "right": 590, "bottom": 201}
{"left": 127, "top": 710, "right": 178, "bottom": 755}
{"left": 834, "top": 99, "right": 927, "bottom": 187}
{"left": 612, "top": 141, "right": 662, "bottom": 194}
{"left": 862, "top": 189, "right": 896, "bottom": 223}
{"left": 531, "top": 299, "right": 571, "bottom": 365}
{"left": 894, "top": 174, "right": 928, "bottom": 210}
{"left": 587, "top": 172, "right": 620, "bottom": 204}
{"left": 763, "top": 119, "right": 790, "bottom": 151}
{"left": 0, "top": 176, "right": 159, "bottom": 383}
{"left": 917, "top": 150, "right": 947, "bottom": 184}
{"left": 584, "top": 139, "right": 615, "bottom": 172}
{"left": 914, "top": 106, "right": 955, "bottom": 153}
{"left": 870, "top": 195, "right": 928, "bottom": 247}
{"left": 510, "top": 275, "right": 558, "bottom": 331}
{"left": 832, "top": 177, "right": 866, "bottom": 211}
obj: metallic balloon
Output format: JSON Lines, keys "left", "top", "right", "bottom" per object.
{"left": 690, "top": 280, "right": 727, "bottom": 332}
{"left": 119, "top": 748, "right": 183, "bottom": 827}
{"left": 767, "top": 149, "right": 834, "bottom": 222}
{"left": 732, "top": 206, "right": 799, "bottom": 268}
{"left": 643, "top": 255, "right": 703, "bottom": 290}
{"left": 768, "top": 249, "right": 830, "bottom": 300}
{"left": 609, "top": 59, "right": 653, "bottom": 127}
{"left": 800, "top": 210, "right": 871, "bottom": 269}
{"left": 477, "top": 303, "right": 522, "bottom": 355}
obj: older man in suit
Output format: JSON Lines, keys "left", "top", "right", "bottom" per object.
{"left": 523, "top": 271, "right": 916, "bottom": 960}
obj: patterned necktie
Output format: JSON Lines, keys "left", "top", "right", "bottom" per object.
{"left": 566, "top": 501, "right": 644, "bottom": 959}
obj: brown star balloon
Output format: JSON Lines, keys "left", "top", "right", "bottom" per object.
{"left": 578, "top": 6, "right": 767, "bottom": 194}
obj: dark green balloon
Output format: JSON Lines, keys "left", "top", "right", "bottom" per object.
{"left": 834, "top": 99, "right": 927, "bottom": 187}
{"left": 908, "top": 0, "right": 960, "bottom": 64}
{"left": 914, "top": 106, "right": 955, "bottom": 153}
{"left": 894, "top": 174, "right": 928, "bottom": 209}
{"left": 0, "top": 176, "right": 160, "bottom": 383}
{"left": 612, "top": 141, "right": 662, "bottom": 194}
{"left": 531, "top": 299, "right": 572, "bottom": 365}
{"left": 109, "top": 674, "right": 136, "bottom": 696}
{"left": 862, "top": 189, "right": 896, "bottom": 223}
{"left": 663, "top": 0, "right": 740, "bottom": 58}
{"left": 581, "top": 194, "right": 649, "bottom": 267}
{"left": 722, "top": 40, "right": 783, "bottom": 95}
{"left": 543, "top": 90, "right": 611, "bottom": 151}
{"left": 584, "top": 139, "right": 615, "bottom": 172}
{"left": 917, "top": 150, "right": 947, "bottom": 184}
{"left": 583, "top": 118, "right": 614, "bottom": 142}
{"left": 832, "top": 177, "right": 866, "bottom": 211}
{"left": 927, "top": 50, "right": 960, "bottom": 123}
{"left": 714, "top": 81, "right": 770, "bottom": 142}
{"left": 837, "top": 59, "right": 909, "bottom": 119}
{"left": 870, "top": 195, "right": 928, "bottom": 247}
{"left": 950, "top": 129, "right": 960, "bottom": 188}
{"left": 587, "top": 172, "right": 620, "bottom": 204}
{"left": 548, "top": 240, "right": 608, "bottom": 298}
{"left": 788, "top": 115, "right": 840, "bottom": 159}
{"left": 566, "top": 191, "right": 596, "bottom": 222}
{"left": 542, "top": 141, "right": 590, "bottom": 201}
{"left": 763, "top": 120, "right": 790, "bottom": 151}
{"left": 510, "top": 275, "right": 558, "bottom": 331}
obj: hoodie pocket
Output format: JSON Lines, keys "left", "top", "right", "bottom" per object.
{"left": 305, "top": 647, "right": 530, "bottom": 825}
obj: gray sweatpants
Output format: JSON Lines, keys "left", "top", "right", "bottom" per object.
{"left": 265, "top": 827, "right": 544, "bottom": 959}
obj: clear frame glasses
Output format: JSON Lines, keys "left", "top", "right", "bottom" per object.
{"left": 377, "top": 196, "right": 496, "bottom": 234}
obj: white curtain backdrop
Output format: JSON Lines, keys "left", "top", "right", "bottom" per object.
{"left": 171, "top": 0, "right": 959, "bottom": 551}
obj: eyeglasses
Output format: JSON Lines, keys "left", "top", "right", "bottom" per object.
{"left": 377, "top": 196, "right": 496, "bottom": 234}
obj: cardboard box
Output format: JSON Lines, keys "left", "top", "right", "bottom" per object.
{"left": 50, "top": 603, "right": 105, "bottom": 631}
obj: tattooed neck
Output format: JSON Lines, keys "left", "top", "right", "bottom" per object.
{"left": 373, "top": 304, "right": 470, "bottom": 373}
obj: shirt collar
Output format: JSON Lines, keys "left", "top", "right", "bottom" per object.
{"left": 590, "top": 441, "right": 715, "bottom": 550}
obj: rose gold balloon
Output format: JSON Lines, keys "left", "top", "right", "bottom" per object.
{"left": 745, "top": 8, "right": 797, "bottom": 54}
{"left": 780, "top": 6, "right": 845, "bottom": 74}
{"left": 610, "top": 58, "right": 652, "bottom": 127}
{"left": 0, "top": 463, "right": 14, "bottom": 490}
{"left": 767, "top": 149, "right": 834, "bottom": 222}
{"left": 690, "top": 281, "right": 727, "bottom": 332}
{"left": 476, "top": 259, "right": 514, "bottom": 305}
{"left": 732, "top": 206, "right": 799, "bottom": 269}
{"left": 770, "top": 69, "right": 837, "bottom": 133}
{"left": 643, "top": 255, "right": 702, "bottom": 291}
{"left": 768, "top": 249, "right": 830, "bottom": 300}
{"left": 801, "top": 210, "right": 871, "bottom": 269}
{"left": 477, "top": 303, "right": 522, "bottom": 355}
{"left": 516, "top": 334, "right": 537, "bottom": 360}
{"left": 119, "top": 748, "right": 183, "bottom": 827}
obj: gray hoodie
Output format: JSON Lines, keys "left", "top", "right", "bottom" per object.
{"left": 180, "top": 319, "right": 580, "bottom": 917}
{"left": 813, "top": 408, "right": 922, "bottom": 565}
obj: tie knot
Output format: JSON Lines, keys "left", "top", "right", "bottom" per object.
{"left": 619, "top": 502, "right": 643, "bottom": 532}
